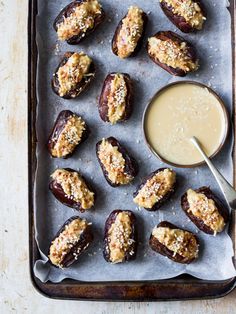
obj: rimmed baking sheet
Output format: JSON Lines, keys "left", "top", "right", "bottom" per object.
{"left": 32, "top": 0, "right": 236, "bottom": 283}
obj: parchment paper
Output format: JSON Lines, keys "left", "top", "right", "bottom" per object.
{"left": 33, "top": 0, "right": 236, "bottom": 283}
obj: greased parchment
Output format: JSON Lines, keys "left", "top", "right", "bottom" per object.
{"left": 33, "top": 0, "right": 236, "bottom": 282}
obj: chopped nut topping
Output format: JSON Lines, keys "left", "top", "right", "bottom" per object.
{"left": 51, "top": 169, "right": 94, "bottom": 210}
{"left": 57, "top": 0, "right": 102, "bottom": 41}
{"left": 108, "top": 212, "right": 134, "bottom": 263}
{"left": 116, "top": 6, "right": 144, "bottom": 58}
{"left": 160, "top": 0, "right": 206, "bottom": 29}
{"left": 148, "top": 36, "right": 198, "bottom": 72}
{"left": 57, "top": 52, "right": 93, "bottom": 97}
{"left": 98, "top": 139, "right": 133, "bottom": 185}
{"left": 107, "top": 74, "right": 127, "bottom": 124}
{"left": 49, "top": 218, "right": 89, "bottom": 268}
{"left": 134, "top": 169, "right": 176, "bottom": 209}
{"left": 187, "top": 189, "right": 225, "bottom": 234}
{"left": 51, "top": 115, "right": 86, "bottom": 158}
{"left": 152, "top": 226, "right": 198, "bottom": 260}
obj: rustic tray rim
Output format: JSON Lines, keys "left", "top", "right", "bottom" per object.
{"left": 28, "top": 0, "right": 236, "bottom": 301}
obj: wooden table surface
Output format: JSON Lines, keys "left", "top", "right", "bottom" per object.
{"left": 0, "top": 1, "right": 235, "bottom": 313}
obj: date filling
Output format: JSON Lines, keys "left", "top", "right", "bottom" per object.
{"left": 57, "top": 0, "right": 102, "bottom": 41}
{"left": 51, "top": 114, "right": 86, "bottom": 158}
{"left": 186, "top": 189, "right": 225, "bottom": 234}
{"left": 160, "top": 0, "right": 206, "bottom": 29}
{"left": 107, "top": 74, "right": 128, "bottom": 124}
{"left": 49, "top": 218, "right": 89, "bottom": 268}
{"left": 98, "top": 139, "right": 133, "bottom": 185}
{"left": 51, "top": 169, "right": 94, "bottom": 210}
{"left": 107, "top": 212, "right": 134, "bottom": 263}
{"left": 148, "top": 36, "right": 198, "bottom": 72}
{"left": 133, "top": 169, "right": 176, "bottom": 209}
{"left": 57, "top": 52, "right": 93, "bottom": 97}
{"left": 116, "top": 6, "right": 144, "bottom": 58}
{"left": 152, "top": 226, "right": 198, "bottom": 261}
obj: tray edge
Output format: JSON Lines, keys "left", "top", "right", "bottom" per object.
{"left": 28, "top": 0, "right": 236, "bottom": 301}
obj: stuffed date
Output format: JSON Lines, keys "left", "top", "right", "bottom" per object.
{"left": 49, "top": 168, "right": 95, "bottom": 212}
{"left": 133, "top": 168, "right": 176, "bottom": 211}
{"left": 47, "top": 110, "right": 89, "bottom": 158}
{"left": 112, "top": 6, "right": 147, "bottom": 59}
{"left": 149, "top": 221, "right": 199, "bottom": 264}
{"left": 96, "top": 137, "right": 138, "bottom": 187}
{"left": 98, "top": 73, "right": 133, "bottom": 124}
{"left": 54, "top": 0, "right": 105, "bottom": 44}
{"left": 48, "top": 216, "right": 93, "bottom": 268}
{"left": 147, "top": 31, "right": 199, "bottom": 76}
{"left": 103, "top": 210, "right": 137, "bottom": 263}
{"left": 160, "top": 0, "right": 206, "bottom": 33}
{"left": 52, "top": 51, "right": 95, "bottom": 99}
{"left": 181, "top": 187, "right": 229, "bottom": 235}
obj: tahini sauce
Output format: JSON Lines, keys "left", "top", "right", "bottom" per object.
{"left": 144, "top": 83, "right": 226, "bottom": 166}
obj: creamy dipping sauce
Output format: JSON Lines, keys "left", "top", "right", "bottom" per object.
{"left": 144, "top": 83, "right": 227, "bottom": 166}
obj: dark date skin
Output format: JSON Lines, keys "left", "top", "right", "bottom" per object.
{"left": 53, "top": 0, "right": 105, "bottom": 44}
{"left": 147, "top": 31, "right": 198, "bottom": 77}
{"left": 133, "top": 168, "right": 176, "bottom": 212}
{"left": 49, "top": 168, "right": 96, "bottom": 212}
{"left": 149, "top": 221, "right": 199, "bottom": 264}
{"left": 181, "top": 186, "right": 229, "bottom": 235}
{"left": 98, "top": 73, "right": 133, "bottom": 123}
{"left": 96, "top": 137, "right": 139, "bottom": 187}
{"left": 160, "top": 0, "right": 206, "bottom": 33}
{"left": 51, "top": 52, "right": 95, "bottom": 99}
{"left": 103, "top": 210, "right": 137, "bottom": 263}
{"left": 48, "top": 216, "right": 93, "bottom": 268}
{"left": 112, "top": 10, "right": 148, "bottom": 58}
{"left": 47, "top": 110, "right": 90, "bottom": 159}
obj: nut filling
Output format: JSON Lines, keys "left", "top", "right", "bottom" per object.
{"left": 152, "top": 226, "right": 199, "bottom": 260}
{"left": 49, "top": 218, "right": 90, "bottom": 268}
{"left": 187, "top": 189, "right": 225, "bottom": 234}
{"left": 51, "top": 169, "right": 94, "bottom": 209}
{"left": 116, "top": 6, "right": 144, "bottom": 58}
{"left": 160, "top": 0, "right": 206, "bottom": 29}
{"left": 134, "top": 169, "right": 176, "bottom": 209}
{"left": 107, "top": 212, "right": 135, "bottom": 263}
{"left": 107, "top": 74, "right": 128, "bottom": 124}
{"left": 57, "top": 0, "right": 102, "bottom": 41}
{"left": 97, "top": 139, "right": 133, "bottom": 185}
{"left": 148, "top": 36, "right": 198, "bottom": 72}
{"left": 57, "top": 52, "right": 93, "bottom": 97}
{"left": 51, "top": 115, "right": 86, "bottom": 158}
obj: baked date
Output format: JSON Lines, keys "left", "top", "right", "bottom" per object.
{"left": 49, "top": 168, "right": 95, "bottom": 212}
{"left": 52, "top": 51, "right": 95, "bottom": 99}
{"left": 96, "top": 137, "right": 138, "bottom": 187}
{"left": 112, "top": 6, "right": 148, "bottom": 59}
{"left": 98, "top": 73, "right": 133, "bottom": 124}
{"left": 149, "top": 221, "right": 199, "bottom": 264}
{"left": 147, "top": 31, "right": 198, "bottom": 76}
{"left": 181, "top": 186, "right": 229, "bottom": 235}
{"left": 48, "top": 216, "right": 93, "bottom": 268}
{"left": 133, "top": 168, "right": 176, "bottom": 211}
{"left": 103, "top": 210, "right": 137, "bottom": 263}
{"left": 160, "top": 0, "right": 206, "bottom": 33}
{"left": 47, "top": 110, "right": 89, "bottom": 158}
{"left": 53, "top": 0, "right": 105, "bottom": 44}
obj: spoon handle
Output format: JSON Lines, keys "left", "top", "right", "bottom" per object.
{"left": 191, "top": 137, "right": 236, "bottom": 210}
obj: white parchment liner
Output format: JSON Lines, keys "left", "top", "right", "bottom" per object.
{"left": 33, "top": 0, "right": 236, "bottom": 282}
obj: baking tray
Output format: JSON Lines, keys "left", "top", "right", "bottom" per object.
{"left": 28, "top": 0, "right": 236, "bottom": 300}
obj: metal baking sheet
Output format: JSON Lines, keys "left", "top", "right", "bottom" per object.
{"left": 28, "top": 0, "right": 236, "bottom": 297}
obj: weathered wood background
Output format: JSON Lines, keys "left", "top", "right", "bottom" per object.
{"left": 0, "top": 0, "right": 235, "bottom": 313}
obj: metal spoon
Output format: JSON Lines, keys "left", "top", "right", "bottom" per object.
{"left": 190, "top": 136, "right": 236, "bottom": 210}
